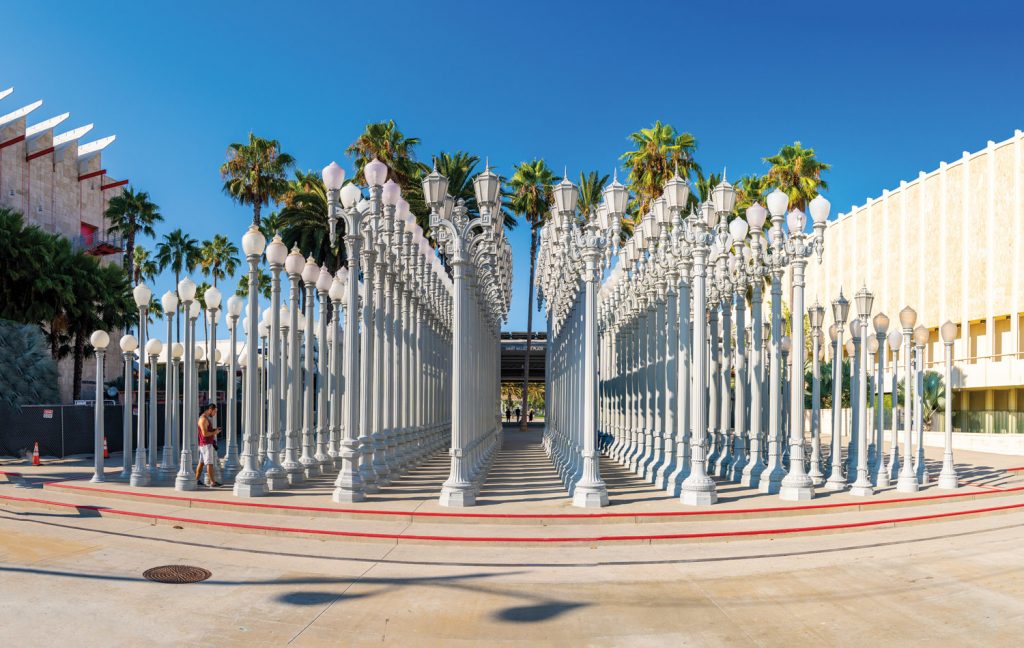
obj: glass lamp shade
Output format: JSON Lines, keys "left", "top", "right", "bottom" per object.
{"left": 171, "top": 342, "right": 184, "bottom": 359}
{"left": 422, "top": 166, "right": 449, "bottom": 207}
{"left": 340, "top": 182, "right": 362, "bottom": 209}
{"left": 899, "top": 305, "right": 917, "bottom": 329}
{"left": 634, "top": 226, "right": 646, "bottom": 251}
{"left": 473, "top": 164, "right": 501, "bottom": 207}
{"left": 663, "top": 171, "right": 689, "bottom": 210}
{"left": 419, "top": 239, "right": 433, "bottom": 258}
{"left": 329, "top": 274, "right": 345, "bottom": 301}
{"left": 828, "top": 323, "right": 837, "bottom": 342}
{"left": 195, "top": 345, "right": 205, "bottom": 361}
{"left": 396, "top": 197, "right": 411, "bottom": 221}
{"left": 238, "top": 353, "right": 247, "bottom": 368}
{"left": 711, "top": 178, "right": 737, "bottom": 215}
{"left": 204, "top": 285, "right": 222, "bottom": 310}
{"left": 780, "top": 336, "right": 792, "bottom": 354}
{"left": 652, "top": 197, "right": 668, "bottom": 225}
{"left": 809, "top": 194, "right": 831, "bottom": 224}
{"left": 227, "top": 295, "right": 244, "bottom": 317}
{"left": 855, "top": 285, "right": 874, "bottom": 318}
{"left": 763, "top": 322, "right": 771, "bottom": 342}
{"left": 913, "top": 325, "right": 930, "bottom": 346}
{"left": 258, "top": 321, "right": 270, "bottom": 338}
{"left": 177, "top": 276, "right": 197, "bottom": 302}
{"left": 404, "top": 214, "right": 419, "bottom": 234}
{"left": 119, "top": 334, "right": 138, "bottom": 352}
{"left": 188, "top": 301, "right": 201, "bottom": 319}
{"left": 872, "top": 312, "right": 890, "bottom": 335}
{"left": 285, "top": 246, "right": 304, "bottom": 276}
{"left": 887, "top": 329, "right": 903, "bottom": 351}
{"left": 553, "top": 176, "right": 578, "bottom": 214}
{"left": 831, "top": 291, "right": 850, "bottom": 324}
{"left": 940, "top": 320, "right": 958, "bottom": 344}
{"left": 766, "top": 188, "right": 789, "bottom": 218}
{"left": 90, "top": 329, "right": 109, "bottom": 350}
{"left": 850, "top": 319, "right": 861, "bottom": 338}
{"left": 316, "top": 267, "right": 332, "bottom": 292}
{"left": 381, "top": 179, "right": 401, "bottom": 206}
{"left": 807, "top": 302, "right": 825, "bottom": 329}
{"left": 321, "top": 161, "right": 346, "bottom": 191}
{"left": 132, "top": 283, "right": 152, "bottom": 308}
{"left": 441, "top": 195, "right": 455, "bottom": 221}
{"left": 845, "top": 339, "right": 855, "bottom": 357}
{"left": 703, "top": 200, "right": 719, "bottom": 229}
{"left": 241, "top": 225, "right": 266, "bottom": 259}
{"left": 746, "top": 202, "right": 768, "bottom": 230}
{"left": 145, "top": 338, "right": 163, "bottom": 357}
{"left": 728, "top": 217, "right": 749, "bottom": 244}
{"left": 867, "top": 335, "right": 879, "bottom": 354}
{"left": 603, "top": 175, "right": 629, "bottom": 215}
{"left": 161, "top": 290, "right": 178, "bottom": 314}
{"left": 642, "top": 211, "right": 660, "bottom": 242}
{"left": 279, "top": 307, "right": 290, "bottom": 325}
{"left": 302, "top": 257, "right": 320, "bottom": 284}
{"left": 364, "top": 158, "right": 388, "bottom": 187}
{"left": 596, "top": 203, "right": 611, "bottom": 231}
{"left": 266, "top": 233, "right": 288, "bottom": 266}
{"left": 214, "top": 349, "right": 222, "bottom": 363}
{"left": 786, "top": 208, "right": 806, "bottom": 234}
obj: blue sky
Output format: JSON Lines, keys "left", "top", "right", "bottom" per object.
{"left": 4, "top": 0, "right": 1022, "bottom": 335}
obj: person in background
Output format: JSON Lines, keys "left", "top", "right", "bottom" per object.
{"left": 505, "top": 406, "right": 511, "bottom": 422}
{"left": 196, "top": 403, "right": 222, "bottom": 487}
{"left": 528, "top": 408, "right": 534, "bottom": 422}
{"left": 514, "top": 406, "right": 521, "bottom": 423}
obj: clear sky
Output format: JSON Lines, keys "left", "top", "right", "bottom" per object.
{"left": 4, "top": 0, "right": 1022, "bottom": 336}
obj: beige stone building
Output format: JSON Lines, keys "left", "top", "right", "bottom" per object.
{"left": 0, "top": 87, "right": 127, "bottom": 402}
{"left": 803, "top": 129, "right": 1024, "bottom": 444}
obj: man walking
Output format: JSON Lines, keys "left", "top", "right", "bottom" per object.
{"left": 196, "top": 403, "right": 223, "bottom": 487}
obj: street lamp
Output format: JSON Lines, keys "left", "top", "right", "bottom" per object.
{"left": 174, "top": 277, "right": 198, "bottom": 491}
{"left": 234, "top": 225, "right": 268, "bottom": 497}
{"left": 315, "top": 266, "right": 333, "bottom": 471}
{"left": 849, "top": 285, "right": 874, "bottom": 496}
{"left": 118, "top": 334, "right": 137, "bottom": 479}
{"left": 300, "top": 256, "right": 320, "bottom": 477}
{"left": 807, "top": 301, "right": 826, "bottom": 486}
{"left": 896, "top": 305, "right": 919, "bottom": 492}
{"left": 145, "top": 337, "right": 162, "bottom": 484}
{"left": 223, "top": 294, "right": 244, "bottom": 481}
{"left": 90, "top": 329, "right": 110, "bottom": 483}
{"left": 281, "top": 244, "right": 305, "bottom": 486}
{"left": 938, "top": 320, "right": 959, "bottom": 489}
{"left": 132, "top": 283, "right": 152, "bottom": 476}
{"left": 159, "top": 290, "right": 179, "bottom": 480}
{"left": 872, "top": 312, "right": 890, "bottom": 487}
{"left": 912, "top": 324, "right": 930, "bottom": 485}
{"left": 886, "top": 329, "right": 903, "bottom": 484}
{"left": 825, "top": 289, "right": 850, "bottom": 491}
{"left": 205, "top": 285, "right": 222, "bottom": 425}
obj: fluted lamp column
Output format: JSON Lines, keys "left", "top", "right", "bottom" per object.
{"left": 118, "top": 334, "right": 138, "bottom": 479}
{"left": 233, "top": 226, "right": 268, "bottom": 497}
{"left": 938, "top": 320, "right": 959, "bottom": 489}
{"left": 90, "top": 330, "right": 110, "bottom": 483}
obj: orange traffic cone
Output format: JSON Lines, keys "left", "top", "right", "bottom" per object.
{"left": 32, "top": 442, "right": 40, "bottom": 466}
{"left": 103, "top": 437, "right": 110, "bottom": 459}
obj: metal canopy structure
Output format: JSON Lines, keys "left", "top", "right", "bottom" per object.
{"left": 500, "top": 331, "right": 546, "bottom": 383}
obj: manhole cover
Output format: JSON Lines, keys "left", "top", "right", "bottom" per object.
{"left": 143, "top": 565, "right": 211, "bottom": 584}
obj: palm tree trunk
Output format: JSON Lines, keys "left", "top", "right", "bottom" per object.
{"left": 253, "top": 203, "right": 262, "bottom": 228}
{"left": 72, "top": 329, "right": 85, "bottom": 401}
{"left": 125, "top": 227, "right": 136, "bottom": 284}
{"left": 174, "top": 271, "right": 181, "bottom": 343}
{"left": 519, "top": 226, "right": 539, "bottom": 431}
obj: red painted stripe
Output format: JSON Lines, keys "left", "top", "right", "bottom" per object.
{"left": 0, "top": 134, "right": 25, "bottom": 150}
{"left": 100, "top": 179, "right": 128, "bottom": 190}
{"left": 78, "top": 169, "right": 106, "bottom": 181}
{"left": 3, "top": 493, "right": 1023, "bottom": 543}
{"left": 45, "top": 479, "right": 1024, "bottom": 521}
{"left": 26, "top": 146, "right": 54, "bottom": 161}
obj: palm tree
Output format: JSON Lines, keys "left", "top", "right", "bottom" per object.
{"left": 199, "top": 234, "right": 240, "bottom": 288}
{"left": 220, "top": 132, "right": 296, "bottom": 227}
{"left": 0, "top": 208, "right": 63, "bottom": 325}
{"left": 194, "top": 281, "right": 211, "bottom": 361}
{"left": 260, "top": 211, "right": 283, "bottom": 240}
{"left": 693, "top": 169, "right": 722, "bottom": 205}
{"left": 735, "top": 174, "right": 771, "bottom": 216}
{"left": 155, "top": 228, "right": 200, "bottom": 341}
{"left": 507, "top": 158, "right": 557, "bottom": 430}
{"left": 104, "top": 186, "right": 163, "bottom": 283}
{"left": 431, "top": 151, "right": 518, "bottom": 231}
{"left": 132, "top": 245, "right": 159, "bottom": 285}
{"left": 235, "top": 268, "right": 272, "bottom": 299}
{"left": 347, "top": 120, "right": 429, "bottom": 228}
{"left": 763, "top": 141, "right": 831, "bottom": 212}
{"left": 577, "top": 171, "right": 610, "bottom": 219}
{"left": 621, "top": 121, "right": 701, "bottom": 220}
{"left": 277, "top": 170, "right": 344, "bottom": 272}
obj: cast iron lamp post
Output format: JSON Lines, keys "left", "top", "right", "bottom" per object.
{"left": 938, "top": 320, "right": 959, "bottom": 489}
{"left": 825, "top": 290, "right": 850, "bottom": 491}
{"left": 90, "top": 329, "right": 110, "bottom": 483}
{"left": 118, "top": 334, "right": 137, "bottom": 479}
{"left": 895, "top": 306, "right": 919, "bottom": 493}
{"left": 223, "top": 294, "right": 244, "bottom": 481}
{"left": 233, "top": 226, "right": 268, "bottom": 497}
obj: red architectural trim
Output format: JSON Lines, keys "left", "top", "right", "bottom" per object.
{"left": 0, "top": 134, "right": 25, "bottom": 150}
{"left": 26, "top": 145, "right": 54, "bottom": 161}
{"left": 100, "top": 179, "right": 128, "bottom": 190}
{"left": 78, "top": 169, "right": 106, "bottom": 182}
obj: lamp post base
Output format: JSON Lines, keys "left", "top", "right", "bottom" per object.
{"left": 233, "top": 481, "right": 267, "bottom": 498}
{"left": 849, "top": 480, "right": 874, "bottom": 497}
{"left": 896, "top": 473, "right": 919, "bottom": 493}
{"left": 174, "top": 473, "right": 197, "bottom": 492}
{"left": 680, "top": 488, "right": 718, "bottom": 506}
{"left": 758, "top": 466, "right": 785, "bottom": 494}
{"left": 332, "top": 487, "right": 366, "bottom": 503}
{"left": 937, "top": 470, "right": 959, "bottom": 490}
{"left": 824, "top": 475, "right": 847, "bottom": 492}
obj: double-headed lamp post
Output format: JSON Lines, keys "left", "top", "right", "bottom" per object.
{"left": 90, "top": 330, "right": 110, "bottom": 483}
{"left": 778, "top": 194, "right": 828, "bottom": 502}
{"left": 234, "top": 225, "right": 268, "bottom": 497}
{"left": 938, "top": 320, "right": 959, "bottom": 489}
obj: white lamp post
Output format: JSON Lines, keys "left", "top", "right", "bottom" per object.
{"left": 174, "top": 278, "right": 198, "bottom": 491}
{"left": 118, "top": 334, "right": 137, "bottom": 479}
{"left": 131, "top": 283, "right": 152, "bottom": 477}
{"left": 740, "top": 203, "right": 769, "bottom": 488}
{"left": 872, "top": 312, "right": 890, "bottom": 487}
{"left": 145, "top": 337, "right": 162, "bottom": 484}
{"left": 315, "top": 266, "right": 333, "bottom": 471}
{"left": 281, "top": 244, "right": 305, "bottom": 486}
{"left": 913, "top": 324, "right": 930, "bottom": 485}
{"left": 825, "top": 290, "right": 850, "bottom": 491}
{"left": 233, "top": 226, "right": 268, "bottom": 497}
{"left": 223, "top": 294, "right": 244, "bottom": 481}
{"left": 300, "top": 256, "right": 320, "bottom": 477}
{"left": 90, "top": 329, "right": 110, "bottom": 483}
{"left": 205, "top": 285, "right": 222, "bottom": 420}
{"left": 850, "top": 285, "right": 874, "bottom": 497}
{"left": 328, "top": 270, "right": 347, "bottom": 468}
{"left": 896, "top": 306, "right": 919, "bottom": 492}
{"left": 938, "top": 320, "right": 959, "bottom": 489}
{"left": 886, "top": 329, "right": 903, "bottom": 483}
{"left": 159, "top": 290, "right": 179, "bottom": 480}
{"left": 807, "top": 302, "right": 826, "bottom": 486}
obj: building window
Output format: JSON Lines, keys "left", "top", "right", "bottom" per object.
{"left": 80, "top": 222, "right": 97, "bottom": 248}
